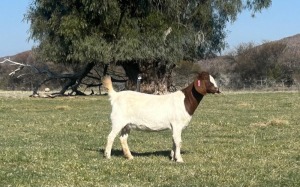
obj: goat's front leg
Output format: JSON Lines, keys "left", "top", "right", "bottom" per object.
{"left": 172, "top": 129, "right": 183, "bottom": 163}
{"left": 120, "top": 126, "right": 133, "bottom": 160}
{"left": 170, "top": 144, "right": 175, "bottom": 161}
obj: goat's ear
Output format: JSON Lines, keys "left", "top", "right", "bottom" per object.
{"left": 193, "top": 75, "right": 207, "bottom": 95}
{"left": 198, "top": 72, "right": 210, "bottom": 80}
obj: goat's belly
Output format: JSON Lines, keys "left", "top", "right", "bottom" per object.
{"left": 127, "top": 123, "right": 171, "bottom": 132}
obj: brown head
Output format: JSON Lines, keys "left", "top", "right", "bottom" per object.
{"left": 193, "top": 72, "right": 220, "bottom": 95}
{"left": 182, "top": 72, "right": 220, "bottom": 115}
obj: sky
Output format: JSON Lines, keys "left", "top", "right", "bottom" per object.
{"left": 0, "top": 0, "right": 299, "bottom": 57}
{"left": 225, "top": 0, "right": 300, "bottom": 54}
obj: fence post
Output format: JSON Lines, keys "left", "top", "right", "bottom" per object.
{"left": 136, "top": 74, "right": 142, "bottom": 92}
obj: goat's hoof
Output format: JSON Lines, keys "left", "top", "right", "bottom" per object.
{"left": 104, "top": 153, "right": 111, "bottom": 159}
{"left": 127, "top": 155, "right": 134, "bottom": 160}
{"left": 176, "top": 158, "right": 184, "bottom": 163}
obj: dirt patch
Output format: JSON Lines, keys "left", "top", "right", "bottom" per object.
{"left": 250, "top": 119, "right": 289, "bottom": 127}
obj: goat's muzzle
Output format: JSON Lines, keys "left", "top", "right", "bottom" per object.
{"left": 211, "top": 87, "right": 221, "bottom": 94}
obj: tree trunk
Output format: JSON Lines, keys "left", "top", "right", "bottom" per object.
{"left": 61, "top": 62, "right": 96, "bottom": 95}
{"left": 120, "top": 60, "right": 175, "bottom": 94}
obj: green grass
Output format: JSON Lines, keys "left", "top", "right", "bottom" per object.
{"left": 0, "top": 92, "right": 299, "bottom": 186}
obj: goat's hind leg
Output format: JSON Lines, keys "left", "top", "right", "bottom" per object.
{"left": 104, "top": 124, "right": 124, "bottom": 159}
{"left": 120, "top": 125, "right": 133, "bottom": 160}
{"left": 104, "top": 131, "right": 117, "bottom": 159}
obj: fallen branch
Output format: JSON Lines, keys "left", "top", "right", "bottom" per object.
{"left": 1, "top": 58, "right": 130, "bottom": 97}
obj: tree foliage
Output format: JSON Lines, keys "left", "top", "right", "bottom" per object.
{"left": 26, "top": 0, "right": 272, "bottom": 64}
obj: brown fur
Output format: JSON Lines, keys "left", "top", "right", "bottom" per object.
{"left": 181, "top": 72, "right": 219, "bottom": 115}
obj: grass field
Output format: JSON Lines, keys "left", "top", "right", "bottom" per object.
{"left": 0, "top": 91, "right": 299, "bottom": 186}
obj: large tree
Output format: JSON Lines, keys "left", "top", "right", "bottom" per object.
{"left": 26, "top": 0, "right": 272, "bottom": 93}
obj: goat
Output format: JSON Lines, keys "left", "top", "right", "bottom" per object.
{"left": 102, "top": 72, "right": 220, "bottom": 162}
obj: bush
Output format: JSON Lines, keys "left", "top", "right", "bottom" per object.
{"left": 233, "top": 42, "right": 293, "bottom": 86}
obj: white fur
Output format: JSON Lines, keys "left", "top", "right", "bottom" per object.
{"left": 210, "top": 75, "right": 218, "bottom": 88}
{"left": 103, "top": 77, "right": 192, "bottom": 162}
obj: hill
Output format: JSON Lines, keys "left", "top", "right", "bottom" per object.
{"left": 279, "top": 33, "right": 300, "bottom": 48}
{"left": 199, "top": 33, "right": 300, "bottom": 89}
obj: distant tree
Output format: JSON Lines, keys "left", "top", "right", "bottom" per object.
{"left": 25, "top": 0, "right": 272, "bottom": 94}
{"left": 278, "top": 42, "right": 300, "bottom": 86}
{"left": 233, "top": 42, "right": 288, "bottom": 87}
{"left": 231, "top": 42, "right": 257, "bottom": 56}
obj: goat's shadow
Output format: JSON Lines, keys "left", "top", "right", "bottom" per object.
{"left": 87, "top": 148, "right": 188, "bottom": 159}
{"left": 99, "top": 148, "right": 171, "bottom": 157}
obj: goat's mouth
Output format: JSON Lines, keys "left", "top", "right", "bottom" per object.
{"left": 210, "top": 87, "right": 220, "bottom": 94}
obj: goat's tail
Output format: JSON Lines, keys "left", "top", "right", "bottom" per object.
{"left": 102, "top": 76, "right": 116, "bottom": 96}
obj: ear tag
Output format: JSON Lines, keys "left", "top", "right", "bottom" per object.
{"left": 197, "top": 80, "right": 201, "bottom": 87}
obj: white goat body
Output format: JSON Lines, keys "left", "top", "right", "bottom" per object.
{"left": 110, "top": 90, "right": 191, "bottom": 131}
{"left": 103, "top": 72, "right": 219, "bottom": 162}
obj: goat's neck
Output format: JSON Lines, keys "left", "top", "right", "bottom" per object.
{"left": 181, "top": 83, "right": 204, "bottom": 116}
